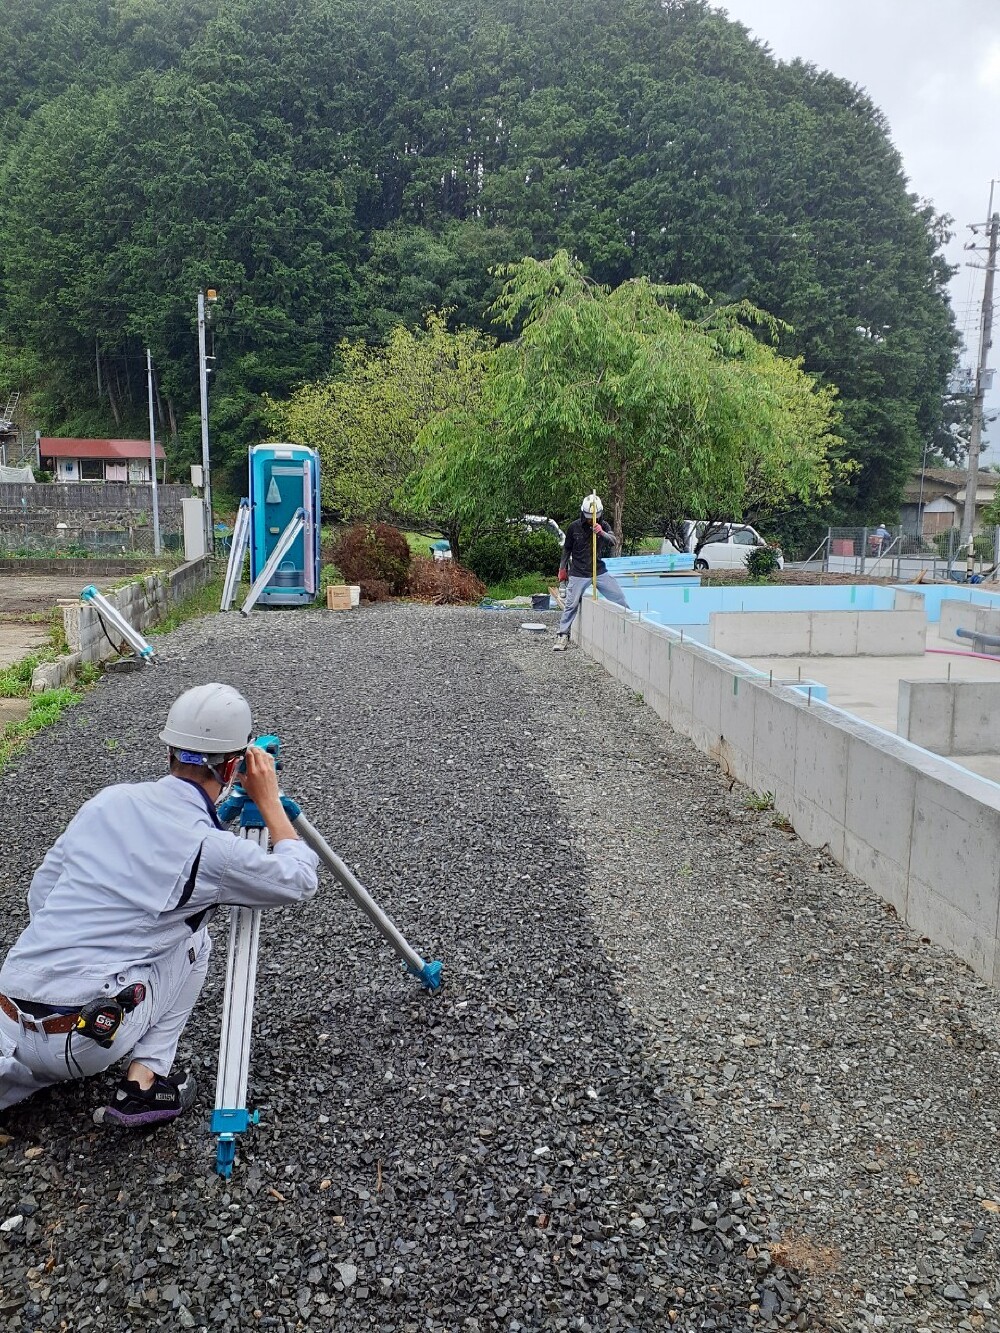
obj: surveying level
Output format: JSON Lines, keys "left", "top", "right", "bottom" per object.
{"left": 211, "top": 735, "right": 442, "bottom": 1177}
{"left": 220, "top": 498, "right": 252, "bottom": 612}
{"left": 80, "top": 585, "right": 154, "bottom": 661}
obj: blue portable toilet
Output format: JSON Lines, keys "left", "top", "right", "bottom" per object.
{"left": 248, "top": 443, "right": 321, "bottom": 607}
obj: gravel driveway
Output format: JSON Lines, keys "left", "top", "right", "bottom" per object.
{"left": 0, "top": 603, "right": 997, "bottom": 1332}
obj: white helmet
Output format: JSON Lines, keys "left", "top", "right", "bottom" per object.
{"left": 581, "top": 492, "right": 604, "bottom": 516}
{"left": 159, "top": 684, "right": 253, "bottom": 758}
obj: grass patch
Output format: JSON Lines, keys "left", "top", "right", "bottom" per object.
{"left": 0, "top": 687, "right": 84, "bottom": 768}
{"left": 485, "top": 572, "right": 552, "bottom": 600}
{"left": 149, "top": 575, "right": 225, "bottom": 637}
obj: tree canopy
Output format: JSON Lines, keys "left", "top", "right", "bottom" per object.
{"left": 0, "top": 0, "right": 959, "bottom": 517}
{"left": 410, "top": 252, "right": 844, "bottom": 548}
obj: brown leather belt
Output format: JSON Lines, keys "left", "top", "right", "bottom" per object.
{"left": 0, "top": 993, "right": 80, "bottom": 1036}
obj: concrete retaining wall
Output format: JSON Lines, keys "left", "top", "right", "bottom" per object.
{"left": 31, "top": 557, "right": 213, "bottom": 691}
{"left": 577, "top": 598, "right": 1000, "bottom": 988}
{"left": 898, "top": 679, "right": 1000, "bottom": 755}
{"left": 708, "top": 609, "right": 926, "bottom": 657}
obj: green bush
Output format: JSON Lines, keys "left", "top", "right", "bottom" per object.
{"left": 745, "top": 546, "right": 781, "bottom": 579}
{"left": 465, "top": 527, "right": 561, "bottom": 584}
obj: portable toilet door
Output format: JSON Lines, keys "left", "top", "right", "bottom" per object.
{"left": 248, "top": 444, "right": 321, "bottom": 606}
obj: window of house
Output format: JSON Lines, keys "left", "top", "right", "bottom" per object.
{"left": 80, "top": 459, "right": 104, "bottom": 481}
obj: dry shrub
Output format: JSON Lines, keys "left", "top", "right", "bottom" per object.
{"left": 332, "top": 524, "right": 411, "bottom": 596}
{"left": 407, "top": 556, "right": 486, "bottom": 605}
{"left": 358, "top": 578, "right": 392, "bottom": 602}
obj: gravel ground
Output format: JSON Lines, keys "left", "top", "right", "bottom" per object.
{"left": 0, "top": 602, "right": 998, "bottom": 1332}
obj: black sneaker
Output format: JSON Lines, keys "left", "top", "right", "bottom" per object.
{"left": 94, "top": 1071, "right": 197, "bottom": 1127}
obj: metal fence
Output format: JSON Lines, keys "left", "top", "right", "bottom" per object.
{"left": 791, "top": 526, "right": 1000, "bottom": 582}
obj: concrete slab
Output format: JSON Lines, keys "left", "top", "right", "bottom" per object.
{"left": 0, "top": 622, "right": 50, "bottom": 667}
{"left": 744, "top": 626, "right": 1000, "bottom": 784}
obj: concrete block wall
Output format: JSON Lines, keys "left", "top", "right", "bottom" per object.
{"left": 575, "top": 599, "right": 1000, "bottom": 988}
{"left": 898, "top": 679, "right": 1000, "bottom": 755}
{"left": 31, "top": 557, "right": 213, "bottom": 691}
{"left": 708, "top": 609, "right": 925, "bottom": 657}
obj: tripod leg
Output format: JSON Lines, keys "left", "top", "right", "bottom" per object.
{"left": 239, "top": 509, "right": 305, "bottom": 616}
{"left": 220, "top": 499, "right": 251, "bottom": 612}
{"left": 211, "top": 824, "right": 267, "bottom": 1176}
{"left": 291, "top": 811, "right": 442, "bottom": 990}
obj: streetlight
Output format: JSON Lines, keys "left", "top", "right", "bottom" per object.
{"left": 197, "top": 287, "right": 218, "bottom": 555}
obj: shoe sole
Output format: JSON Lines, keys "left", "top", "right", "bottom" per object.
{"left": 94, "top": 1105, "right": 184, "bottom": 1127}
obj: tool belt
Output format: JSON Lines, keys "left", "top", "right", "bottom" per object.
{"left": 0, "top": 993, "right": 80, "bottom": 1036}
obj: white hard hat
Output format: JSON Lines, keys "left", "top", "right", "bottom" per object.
{"left": 581, "top": 492, "right": 604, "bottom": 515}
{"left": 159, "top": 684, "right": 253, "bottom": 757}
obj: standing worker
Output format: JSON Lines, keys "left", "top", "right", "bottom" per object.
{"left": 0, "top": 684, "right": 319, "bottom": 1127}
{"left": 553, "top": 492, "right": 629, "bottom": 651}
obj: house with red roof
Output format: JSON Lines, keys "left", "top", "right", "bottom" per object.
{"left": 39, "top": 438, "right": 166, "bottom": 484}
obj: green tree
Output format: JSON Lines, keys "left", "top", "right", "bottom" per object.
{"left": 266, "top": 312, "right": 493, "bottom": 526}
{"left": 416, "top": 252, "right": 841, "bottom": 546}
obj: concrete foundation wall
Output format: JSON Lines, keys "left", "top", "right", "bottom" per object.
{"left": 899, "top": 678, "right": 1000, "bottom": 755}
{"left": 31, "top": 557, "right": 213, "bottom": 691}
{"left": 939, "top": 599, "right": 1000, "bottom": 646}
{"left": 709, "top": 609, "right": 925, "bottom": 657}
{"left": 576, "top": 598, "right": 1000, "bottom": 988}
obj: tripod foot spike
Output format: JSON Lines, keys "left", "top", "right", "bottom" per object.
{"left": 408, "top": 959, "right": 443, "bottom": 991}
{"left": 215, "top": 1136, "right": 237, "bottom": 1179}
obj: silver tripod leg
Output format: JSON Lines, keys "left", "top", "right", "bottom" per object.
{"left": 80, "top": 585, "right": 155, "bottom": 660}
{"left": 211, "top": 823, "right": 267, "bottom": 1177}
{"left": 239, "top": 508, "right": 305, "bottom": 616}
{"left": 220, "top": 499, "right": 252, "bottom": 611}
{"left": 292, "top": 812, "right": 443, "bottom": 990}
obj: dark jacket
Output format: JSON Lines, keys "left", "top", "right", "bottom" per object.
{"left": 560, "top": 515, "right": 617, "bottom": 578}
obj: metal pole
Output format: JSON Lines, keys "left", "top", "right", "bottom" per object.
{"left": 962, "top": 209, "right": 999, "bottom": 542}
{"left": 591, "top": 497, "right": 598, "bottom": 599}
{"left": 197, "top": 290, "right": 214, "bottom": 556}
{"left": 860, "top": 527, "right": 868, "bottom": 577}
{"left": 145, "top": 348, "right": 162, "bottom": 556}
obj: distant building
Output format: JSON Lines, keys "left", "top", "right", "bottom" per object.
{"left": 39, "top": 438, "right": 165, "bottom": 484}
{"left": 899, "top": 466, "right": 999, "bottom": 537}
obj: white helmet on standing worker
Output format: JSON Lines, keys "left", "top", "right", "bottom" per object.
{"left": 581, "top": 492, "right": 604, "bottom": 516}
{"left": 159, "top": 683, "right": 253, "bottom": 759}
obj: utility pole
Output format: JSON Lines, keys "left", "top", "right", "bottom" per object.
{"left": 146, "top": 348, "right": 162, "bottom": 556}
{"left": 961, "top": 204, "right": 999, "bottom": 542}
{"left": 197, "top": 288, "right": 218, "bottom": 556}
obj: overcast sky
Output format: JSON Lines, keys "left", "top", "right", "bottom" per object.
{"left": 713, "top": 0, "right": 1000, "bottom": 452}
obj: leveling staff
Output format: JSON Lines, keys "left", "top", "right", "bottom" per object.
{"left": 0, "top": 684, "right": 319, "bottom": 1127}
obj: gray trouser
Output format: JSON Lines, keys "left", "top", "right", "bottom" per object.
{"left": 558, "top": 573, "right": 628, "bottom": 635}
{"left": 0, "top": 929, "right": 211, "bottom": 1110}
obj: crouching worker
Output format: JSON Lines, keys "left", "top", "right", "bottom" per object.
{"left": 0, "top": 683, "right": 319, "bottom": 1127}
{"left": 553, "top": 492, "right": 629, "bottom": 651}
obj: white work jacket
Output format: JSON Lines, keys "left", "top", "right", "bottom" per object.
{"left": 0, "top": 775, "right": 319, "bottom": 1007}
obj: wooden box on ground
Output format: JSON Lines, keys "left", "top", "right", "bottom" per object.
{"left": 326, "top": 585, "right": 360, "bottom": 610}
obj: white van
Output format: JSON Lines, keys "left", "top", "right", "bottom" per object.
{"left": 661, "top": 521, "right": 783, "bottom": 571}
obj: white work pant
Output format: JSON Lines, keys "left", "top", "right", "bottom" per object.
{"left": 0, "top": 929, "right": 211, "bottom": 1111}
{"left": 557, "top": 573, "right": 628, "bottom": 635}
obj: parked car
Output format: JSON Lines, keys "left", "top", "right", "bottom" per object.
{"left": 661, "top": 521, "right": 784, "bottom": 570}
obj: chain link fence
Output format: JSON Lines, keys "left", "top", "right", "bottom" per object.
{"left": 791, "top": 526, "right": 1000, "bottom": 582}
